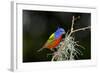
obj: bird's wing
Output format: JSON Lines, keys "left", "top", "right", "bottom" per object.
{"left": 47, "top": 33, "right": 55, "bottom": 43}
{"left": 43, "top": 33, "right": 55, "bottom": 48}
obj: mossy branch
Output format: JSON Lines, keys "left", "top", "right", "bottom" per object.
{"left": 51, "top": 16, "right": 91, "bottom": 61}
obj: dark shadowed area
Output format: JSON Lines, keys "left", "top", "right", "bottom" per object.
{"left": 23, "top": 10, "right": 91, "bottom": 62}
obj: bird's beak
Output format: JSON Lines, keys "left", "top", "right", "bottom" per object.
{"left": 63, "top": 32, "right": 66, "bottom": 34}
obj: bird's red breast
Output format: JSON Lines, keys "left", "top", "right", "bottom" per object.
{"left": 43, "top": 35, "right": 62, "bottom": 50}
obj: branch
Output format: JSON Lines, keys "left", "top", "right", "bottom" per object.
{"left": 51, "top": 16, "right": 90, "bottom": 61}
{"left": 71, "top": 16, "right": 75, "bottom": 32}
{"left": 51, "top": 55, "right": 56, "bottom": 61}
{"left": 72, "top": 26, "right": 90, "bottom": 33}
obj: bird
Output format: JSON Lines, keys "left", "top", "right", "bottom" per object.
{"left": 37, "top": 27, "right": 65, "bottom": 52}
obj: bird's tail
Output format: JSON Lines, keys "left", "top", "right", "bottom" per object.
{"left": 37, "top": 48, "right": 44, "bottom": 52}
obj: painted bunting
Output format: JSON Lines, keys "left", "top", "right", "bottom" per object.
{"left": 38, "top": 27, "right": 65, "bottom": 52}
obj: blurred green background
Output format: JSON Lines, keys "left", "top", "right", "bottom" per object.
{"left": 23, "top": 10, "right": 91, "bottom": 62}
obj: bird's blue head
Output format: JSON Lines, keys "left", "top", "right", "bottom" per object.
{"left": 56, "top": 27, "right": 65, "bottom": 34}
{"left": 55, "top": 27, "right": 65, "bottom": 39}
